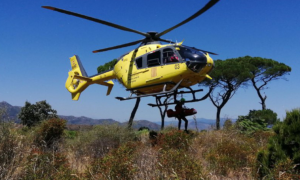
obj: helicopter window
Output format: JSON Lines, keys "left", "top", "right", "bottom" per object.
{"left": 147, "top": 51, "right": 161, "bottom": 67}
{"left": 135, "top": 57, "right": 143, "bottom": 68}
{"left": 163, "top": 48, "right": 179, "bottom": 64}
{"left": 176, "top": 46, "right": 205, "bottom": 62}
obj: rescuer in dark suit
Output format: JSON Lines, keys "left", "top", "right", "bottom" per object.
{"left": 175, "top": 98, "right": 188, "bottom": 131}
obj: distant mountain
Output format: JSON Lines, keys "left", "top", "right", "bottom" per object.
{"left": 155, "top": 117, "right": 233, "bottom": 130}
{"left": 0, "top": 101, "right": 21, "bottom": 122}
{"left": 0, "top": 101, "right": 159, "bottom": 130}
{"left": 59, "top": 115, "right": 118, "bottom": 125}
{"left": 121, "top": 120, "right": 160, "bottom": 131}
{"left": 1, "top": 101, "right": 232, "bottom": 131}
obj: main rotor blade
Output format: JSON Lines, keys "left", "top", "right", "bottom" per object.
{"left": 156, "top": 0, "right": 219, "bottom": 38}
{"left": 158, "top": 38, "right": 176, "bottom": 44}
{"left": 92, "top": 39, "right": 144, "bottom": 53}
{"left": 42, "top": 6, "right": 148, "bottom": 37}
{"left": 191, "top": 46, "right": 218, "bottom": 55}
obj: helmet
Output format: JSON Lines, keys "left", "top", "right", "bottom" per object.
{"left": 180, "top": 98, "right": 185, "bottom": 102}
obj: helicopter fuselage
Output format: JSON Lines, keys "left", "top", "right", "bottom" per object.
{"left": 65, "top": 43, "right": 213, "bottom": 100}
{"left": 113, "top": 43, "right": 214, "bottom": 94}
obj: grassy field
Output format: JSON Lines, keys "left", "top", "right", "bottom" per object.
{"left": 2, "top": 119, "right": 286, "bottom": 180}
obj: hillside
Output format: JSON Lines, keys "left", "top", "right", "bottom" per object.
{"left": 0, "top": 101, "right": 228, "bottom": 131}
{"left": 0, "top": 101, "right": 160, "bottom": 130}
{"left": 0, "top": 101, "right": 21, "bottom": 122}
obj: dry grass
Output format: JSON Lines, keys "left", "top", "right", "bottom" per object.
{"left": 0, "top": 111, "right": 295, "bottom": 180}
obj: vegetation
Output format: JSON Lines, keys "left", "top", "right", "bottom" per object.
{"left": 18, "top": 100, "right": 57, "bottom": 127}
{"left": 249, "top": 109, "right": 279, "bottom": 125}
{"left": 200, "top": 56, "right": 291, "bottom": 130}
{"left": 239, "top": 56, "right": 291, "bottom": 110}
{"left": 199, "top": 58, "right": 251, "bottom": 129}
{"left": 35, "top": 118, "right": 67, "bottom": 147}
{"left": 97, "top": 59, "right": 117, "bottom": 73}
{"left": 235, "top": 109, "right": 278, "bottom": 135}
{"left": 2, "top": 106, "right": 300, "bottom": 179}
{"left": 257, "top": 108, "right": 300, "bottom": 179}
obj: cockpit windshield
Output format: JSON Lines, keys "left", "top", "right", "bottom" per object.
{"left": 175, "top": 46, "right": 207, "bottom": 73}
{"left": 175, "top": 46, "right": 206, "bottom": 62}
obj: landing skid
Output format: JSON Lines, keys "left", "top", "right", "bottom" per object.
{"left": 115, "top": 79, "right": 183, "bottom": 101}
{"left": 116, "top": 79, "right": 213, "bottom": 130}
{"left": 148, "top": 86, "right": 211, "bottom": 107}
{"left": 148, "top": 86, "right": 213, "bottom": 130}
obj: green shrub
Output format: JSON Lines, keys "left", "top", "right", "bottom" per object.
{"left": 248, "top": 109, "right": 278, "bottom": 125}
{"left": 89, "top": 141, "right": 139, "bottom": 180}
{"left": 154, "top": 130, "right": 204, "bottom": 179}
{"left": 223, "top": 119, "right": 233, "bottom": 130}
{"left": 235, "top": 110, "right": 272, "bottom": 134}
{"left": 205, "top": 136, "right": 254, "bottom": 175}
{"left": 23, "top": 147, "right": 77, "bottom": 180}
{"left": 67, "top": 124, "right": 137, "bottom": 161}
{"left": 156, "top": 130, "right": 192, "bottom": 150}
{"left": 35, "top": 118, "right": 66, "bottom": 147}
{"left": 157, "top": 148, "right": 203, "bottom": 179}
{"left": 65, "top": 130, "right": 77, "bottom": 139}
{"left": 0, "top": 108, "right": 24, "bottom": 179}
{"left": 256, "top": 108, "right": 300, "bottom": 179}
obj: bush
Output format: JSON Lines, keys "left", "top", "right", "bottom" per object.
{"left": 223, "top": 119, "right": 233, "bottom": 130}
{"left": 154, "top": 130, "right": 204, "bottom": 179}
{"left": 235, "top": 110, "right": 272, "bottom": 134}
{"left": 205, "top": 135, "right": 254, "bottom": 175}
{"left": 65, "top": 130, "right": 77, "bottom": 139}
{"left": 23, "top": 147, "right": 76, "bottom": 180}
{"left": 67, "top": 124, "right": 137, "bottom": 160}
{"left": 248, "top": 109, "right": 279, "bottom": 125}
{"left": 157, "top": 148, "right": 203, "bottom": 179}
{"left": 156, "top": 130, "right": 192, "bottom": 150}
{"left": 0, "top": 108, "right": 25, "bottom": 179}
{"left": 35, "top": 118, "right": 66, "bottom": 147}
{"left": 257, "top": 108, "right": 300, "bottom": 179}
{"left": 18, "top": 101, "right": 57, "bottom": 127}
{"left": 89, "top": 141, "right": 139, "bottom": 180}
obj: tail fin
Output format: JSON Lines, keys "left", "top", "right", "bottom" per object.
{"left": 65, "top": 55, "right": 115, "bottom": 100}
{"left": 75, "top": 55, "right": 88, "bottom": 77}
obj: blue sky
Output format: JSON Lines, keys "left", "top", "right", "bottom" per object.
{"left": 1, "top": 0, "right": 299, "bottom": 122}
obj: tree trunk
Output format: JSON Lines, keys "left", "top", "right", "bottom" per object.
{"left": 155, "top": 96, "right": 172, "bottom": 130}
{"left": 156, "top": 98, "right": 166, "bottom": 130}
{"left": 261, "top": 99, "right": 266, "bottom": 110}
{"left": 128, "top": 97, "right": 141, "bottom": 129}
{"left": 216, "top": 107, "right": 221, "bottom": 130}
{"left": 251, "top": 78, "right": 267, "bottom": 110}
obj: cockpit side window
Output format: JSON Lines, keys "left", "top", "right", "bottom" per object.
{"left": 147, "top": 51, "right": 161, "bottom": 67}
{"left": 163, "top": 48, "right": 179, "bottom": 64}
{"left": 135, "top": 57, "right": 143, "bottom": 68}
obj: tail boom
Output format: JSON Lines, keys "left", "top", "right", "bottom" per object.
{"left": 65, "top": 55, "right": 116, "bottom": 100}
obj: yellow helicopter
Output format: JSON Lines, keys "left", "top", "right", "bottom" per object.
{"left": 42, "top": 0, "right": 219, "bottom": 106}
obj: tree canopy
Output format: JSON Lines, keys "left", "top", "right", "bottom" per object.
{"left": 18, "top": 100, "right": 58, "bottom": 127}
{"left": 237, "top": 56, "right": 291, "bottom": 110}
{"left": 199, "top": 58, "right": 251, "bottom": 129}
{"left": 200, "top": 56, "right": 291, "bottom": 129}
{"left": 97, "top": 59, "right": 118, "bottom": 73}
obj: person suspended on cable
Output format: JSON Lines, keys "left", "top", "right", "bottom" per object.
{"left": 175, "top": 98, "right": 188, "bottom": 132}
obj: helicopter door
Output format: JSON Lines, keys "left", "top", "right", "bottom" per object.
{"left": 146, "top": 50, "right": 163, "bottom": 83}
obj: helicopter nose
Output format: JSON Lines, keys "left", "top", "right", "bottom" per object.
{"left": 186, "top": 52, "right": 207, "bottom": 73}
